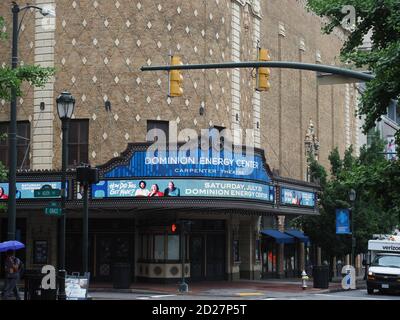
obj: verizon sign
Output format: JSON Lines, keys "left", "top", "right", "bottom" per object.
{"left": 368, "top": 240, "right": 400, "bottom": 252}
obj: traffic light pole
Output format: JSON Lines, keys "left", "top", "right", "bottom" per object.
{"left": 178, "top": 220, "right": 188, "bottom": 293}
{"left": 141, "top": 61, "right": 374, "bottom": 82}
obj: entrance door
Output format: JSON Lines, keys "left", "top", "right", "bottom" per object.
{"left": 94, "top": 234, "right": 131, "bottom": 281}
{"left": 206, "top": 234, "right": 225, "bottom": 280}
{"left": 190, "top": 233, "right": 225, "bottom": 281}
{"left": 96, "top": 236, "right": 113, "bottom": 281}
{"left": 189, "top": 235, "right": 204, "bottom": 280}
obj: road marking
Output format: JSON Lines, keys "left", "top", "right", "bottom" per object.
{"left": 237, "top": 292, "right": 264, "bottom": 296}
{"left": 263, "top": 298, "right": 277, "bottom": 300}
{"left": 137, "top": 294, "right": 177, "bottom": 300}
{"left": 314, "top": 293, "right": 382, "bottom": 300}
{"left": 151, "top": 294, "right": 177, "bottom": 298}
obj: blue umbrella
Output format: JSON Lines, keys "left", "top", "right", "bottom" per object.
{"left": 0, "top": 240, "right": 25, "bottom": 252}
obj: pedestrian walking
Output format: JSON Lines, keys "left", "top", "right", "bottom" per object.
{"left": 1, "top": 250, "right": 23, "bottom": 300}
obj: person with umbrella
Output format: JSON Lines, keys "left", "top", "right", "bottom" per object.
{"left": 1, "top": 241, "right": 25, "bottom": 300}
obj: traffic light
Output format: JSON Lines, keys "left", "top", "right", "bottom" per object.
{"left": 256, "top": 47, "right": 270, "bottom": 91}
{"left": 168, "top": 55, "right": 183, "bottom": 97}
{"left": 171, "top": 223, "right": 178, "bottom": 233}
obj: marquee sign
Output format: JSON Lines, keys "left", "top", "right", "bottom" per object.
{"left": 104, "top": 148, "right": 271, "bottom": 183}
{"left": 92, "top": 178, "right": 275, "bottom": 203}
{"left": 280, "top": 188, "right": 315, "bottom": 207}
{"left": 0, "top": 182, "right": 66, "bottom": 200}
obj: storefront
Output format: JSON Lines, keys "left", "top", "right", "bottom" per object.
{"left": 0, "top": 142, "right": 319, "bottom": 283}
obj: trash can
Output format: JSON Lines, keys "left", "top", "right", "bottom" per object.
{"left": 24, "top": 269, "right": 58, "bottom": 300}
{"left": 312, "top": 265, "right": 329, "bottom": 289}
{"left": 112, "top": 263, "right": 131, "bottom": 289}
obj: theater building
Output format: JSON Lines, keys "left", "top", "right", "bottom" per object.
{"left": 0, "top": 0, "right": 359, "bottom": 282}
{"left": 1, "top": 141, "right": 318, "bottom": 282}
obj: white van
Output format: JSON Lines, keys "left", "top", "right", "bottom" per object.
{"left": 366, "top": 236, "right": 400, "bottom": 294}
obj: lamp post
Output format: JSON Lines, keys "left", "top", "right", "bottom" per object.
{"left": 56, "top": 91, "right": 75, "bottom": 300}
{"left": 7, "top": 2, "right": 54, "bottom": 240}
{"left": 349, "top": 189, "right": 357, "bottom": 267}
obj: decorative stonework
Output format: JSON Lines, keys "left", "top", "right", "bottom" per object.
{"left": 232, "top": 0, "right": 261, "bottom": 18}
{"left": 32, "top": 0, "right": 56, "bottom": 170}
{"left": 231, "top": 1, "right": 242, "bottom": 145}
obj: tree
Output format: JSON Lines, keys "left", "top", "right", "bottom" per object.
{"left": 296, "top": 139, "right": 400, "bottom": 263}
{"left": 306, "top": 0, "right": 400, "bottom": 143}
{"left": 0, "top": 16, "right": 55, "bottom": 101}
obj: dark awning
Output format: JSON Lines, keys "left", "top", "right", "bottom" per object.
{"left": 260, "top": 229, "right": 295, "bottom": 244}
{"left": 284, "top": 229, "right": 309, "bottom": 243}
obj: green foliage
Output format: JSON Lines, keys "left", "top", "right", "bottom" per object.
{"left": 0, "top": 16, "right": 55, "bottom": 101}
{"left": 306, "top": 0, "right": 400, "bottom": 143}
{"left": 298, "top": 140, "right": 400, "bottom": 259}
{"left": 0, "top": 65, "right": 55, "bottom": 101}
{"left": 328, "top": 147, "right": 342, "bottom": 178}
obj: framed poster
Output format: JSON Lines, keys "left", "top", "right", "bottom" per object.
{"left": 33, "top": 240, "right": 48, "bottom": 264}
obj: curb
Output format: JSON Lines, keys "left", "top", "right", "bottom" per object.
{"left": 88, "top": 288, "right": 175, "bottom": 295}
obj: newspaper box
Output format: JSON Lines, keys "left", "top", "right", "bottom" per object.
{"left": 65, "top": 272, "right": 90, "bottom": 300}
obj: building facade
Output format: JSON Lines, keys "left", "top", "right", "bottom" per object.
{"left": 0, "top": 0, "right": 359, "bottom": 282}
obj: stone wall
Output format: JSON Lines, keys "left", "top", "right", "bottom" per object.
{"left": 0, "top": 0, "right": 360, "bottom": 178}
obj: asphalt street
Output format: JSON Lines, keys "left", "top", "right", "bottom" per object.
{"left": 89, "top": 289, "right": 400, "bottom": 300}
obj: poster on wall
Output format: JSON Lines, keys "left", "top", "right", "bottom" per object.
{"left": 0, "top": 181, "right": 66, "bottom": 200}
{"left": 280, "top": 188, "right": 315, "bottom": 207}
{"left": 33, "top": 240, "right": 48, "bottom": 265}
{"left": 92, "top": 178, "right": 275, "bottom": 203}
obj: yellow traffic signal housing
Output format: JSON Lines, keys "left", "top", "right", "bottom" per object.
{"left": 256, "top": 48, "right": 271, "bottom": 91}
{"left": 168, "top": 56, "right": 183, "bottom": 97}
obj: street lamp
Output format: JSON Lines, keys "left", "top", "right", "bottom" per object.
{"left": 56, "top": 91, "right": 75, "bottom": 300}
{"left": 7, "top": 2, "right": 55, "bottom": 241}
{"left": 349, "top": 189, "right": 357, "bottom": 267}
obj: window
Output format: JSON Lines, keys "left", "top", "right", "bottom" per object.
{"left": 154, "top": 234, "right": 165, "bottom": 260}
{"left": 147, "top": 120, "right": 169, "bottom": 144}
{"left": 0, "top": 121, "right": 30, "bottom": 169}
{"left": 68, "top": 119, "right": 88, "bottom": 167}
{"left": 387, "top": 100, "right": 398, "bottom": 123}
{"left": 167, "top": 235, "right": 180, "bottom": 260}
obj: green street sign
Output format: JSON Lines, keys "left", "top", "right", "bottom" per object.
{"left": 44, "top": 201, "right": 62, "bottom": 216}
{"left": 45, "top": 206, "right": 62, "bottom": 216}
{"left": 34, "top": 185, "right": 61, "bottom": 198}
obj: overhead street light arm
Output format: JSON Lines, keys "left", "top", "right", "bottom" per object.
{"left": 141, "top": 61, "right": 374, "bottom": 82}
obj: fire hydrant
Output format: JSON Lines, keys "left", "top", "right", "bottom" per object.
{"left": 301, "top": 270, "right": 309, "bottom": 290}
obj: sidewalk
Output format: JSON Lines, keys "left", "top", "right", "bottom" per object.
{"left": 0, "top": 277, "right": 367, "bottom": 300}
{"left": 88, "top": 277, "right": 366, "bottom": 297}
